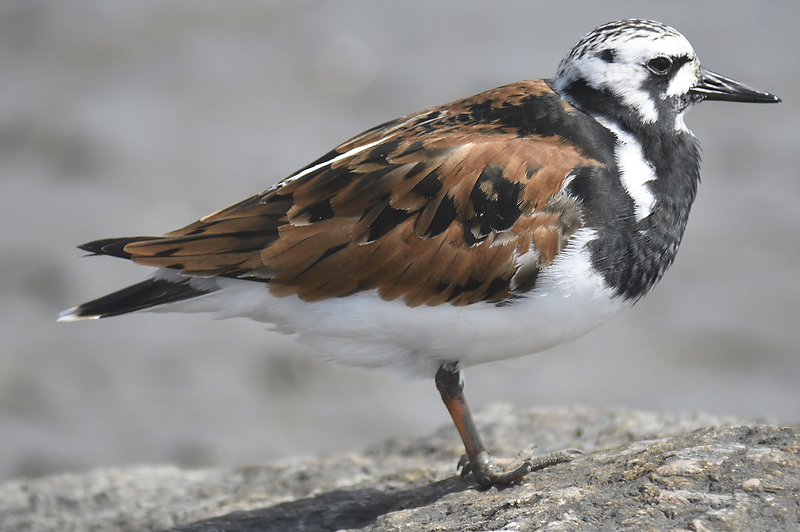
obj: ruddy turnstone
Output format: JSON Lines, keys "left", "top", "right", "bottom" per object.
{"left": 60, "top": 19, "right": 780, "bottom": 487}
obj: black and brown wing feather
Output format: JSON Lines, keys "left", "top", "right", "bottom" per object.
{"left": 70, "top": 80, "right": 612, "bottom": 318}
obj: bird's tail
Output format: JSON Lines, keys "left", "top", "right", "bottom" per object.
{"left": 58, "top": 236, "right": 216, "bottom": 321}
{"left": 58, "top": 277, "right": 214, "bottom": 321}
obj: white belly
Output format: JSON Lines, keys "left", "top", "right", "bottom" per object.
{"left": 164, "top": 228, "right": 631, "bottom": 379}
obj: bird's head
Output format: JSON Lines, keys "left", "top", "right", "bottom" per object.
{"left": 552, "top": 19, "right": 780, "bottom": 134}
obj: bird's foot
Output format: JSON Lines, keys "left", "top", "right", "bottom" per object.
{"left": 457, "top": 446, "right": 583, "bottom": 488}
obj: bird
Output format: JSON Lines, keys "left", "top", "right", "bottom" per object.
{"left": 59, "top": 19, "right": 780, "bottom": 487}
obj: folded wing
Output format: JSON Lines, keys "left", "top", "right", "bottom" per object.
{"left": 68, "top": 80, "right": 608, "bottom": 318}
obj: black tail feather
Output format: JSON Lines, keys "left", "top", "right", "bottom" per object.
{"left": 59, "top": 278, "right": 211, "bottom": 320}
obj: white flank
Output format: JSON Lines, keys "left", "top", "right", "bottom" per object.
{"left": 157, "top": 228, "right": 629, "bottom": 380}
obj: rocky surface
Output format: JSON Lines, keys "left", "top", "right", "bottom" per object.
{"left": 2, "top": 405, "right": 798, "bottom": 532}
{"left": 3, "top": 0, "right": 798, "bottom": 486}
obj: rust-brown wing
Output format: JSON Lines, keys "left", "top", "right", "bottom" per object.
{"left": 120, "top": 80, "right": 606, "bottom": 306}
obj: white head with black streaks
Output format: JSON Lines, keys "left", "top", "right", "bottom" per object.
{"left": 552, "top": 19, "right": 700, "bottom": 129}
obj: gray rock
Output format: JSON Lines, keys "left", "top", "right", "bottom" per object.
{"left": 1, "top": 405, "right": 798, "bottom": 532}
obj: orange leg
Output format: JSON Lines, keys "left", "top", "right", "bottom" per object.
{"left": 435, "top": 364, "right": 581, "bottom": 487}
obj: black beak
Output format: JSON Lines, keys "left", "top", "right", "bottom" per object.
{"left": 690, "top": 68, "right": 781, "bottom": 104}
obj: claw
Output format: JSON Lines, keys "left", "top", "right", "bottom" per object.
{"left": 526, "top": 448, "right": 584, "bottom": 472}
{"left": 435, "top": 365, "right": 582, "bottom": 488}
{"left": 456, "top": 447, "right": 583, "bottom": 488}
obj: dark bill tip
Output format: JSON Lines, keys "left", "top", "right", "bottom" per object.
{"left": 691, "top": 68, "right": 781, "bottom": 104}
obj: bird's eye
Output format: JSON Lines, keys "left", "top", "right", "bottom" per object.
{"left": 646, "top": 56, "right": 673, "bottom": 75}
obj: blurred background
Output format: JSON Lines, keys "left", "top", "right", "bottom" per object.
{"left": 1, "top": 0, "right": 797, "bottom": 482}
